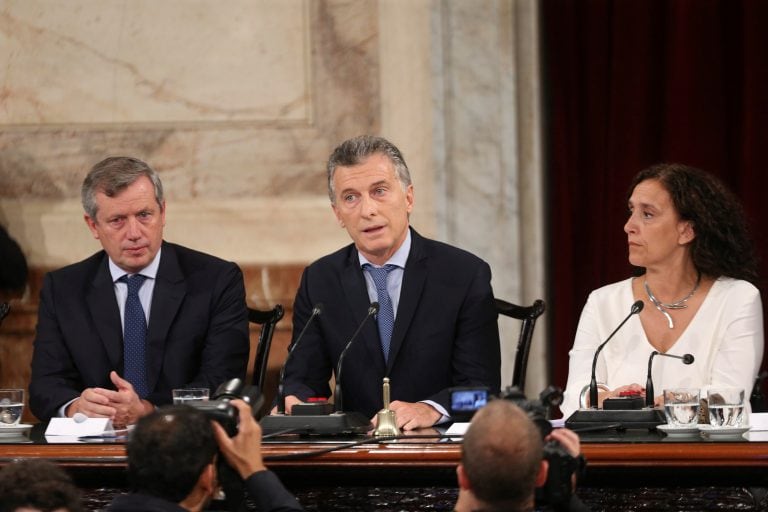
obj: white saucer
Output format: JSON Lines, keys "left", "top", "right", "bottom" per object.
{"left": 698, "top": 424, "right": 750, "bottom": 438}
{"left": 0, "top": 424, "right": 33, "bottom": 437}
{"left": 657, "top": 424, "right": 700, "bottom": 436}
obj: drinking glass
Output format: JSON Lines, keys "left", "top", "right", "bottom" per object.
{"left": 172, "top": 388, "right": 210, "bottom": 405}
{"left": 707, "top": 387, "right": 745, "bottom": 427}
{"left": 663, "top": 388, "right": 700, "bottom": 427}
{"left": 0, "top": 389, "right": 24, "bottom": 426}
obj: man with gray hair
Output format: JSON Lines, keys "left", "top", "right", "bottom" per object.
{"left": 278, "top": 135, "right": 501, "bottom": 429}
{"left": 30, "top": 156, "right": 249, "bottom": 425}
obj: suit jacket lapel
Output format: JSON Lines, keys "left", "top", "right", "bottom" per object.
{"left": 146, "top": 242, "right": 186, "bottom": 391}
{"left": 387, "top": 229, "right": 427, "bottom": 372}
{"left": 86, "top": 255, "right": 123, "bottom": 369}
{"left": 340, "top": 247, "right": 385, "bottom": 371}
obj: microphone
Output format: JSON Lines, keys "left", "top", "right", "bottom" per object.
{"left": 589, "top": 300, "right": 644, "bottom": 409}
{"left": 276, "top": 303, "right": 323, "bottom": 414}
{"left": 645, "top": 351, "right": 695, "bottom": 407}
{"left": 259, "top": 302, "right": 379, "bottom": 436}
{"left": 334, "top": 302, "right": 379, "bottom": 413}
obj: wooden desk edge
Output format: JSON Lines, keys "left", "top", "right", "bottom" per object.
{"left": 1, "top": 441, "right": 767, "bottom": 469}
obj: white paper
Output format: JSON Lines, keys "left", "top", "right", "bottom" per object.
{"left": 445, "top": 422, "right": 471, "bottom": 436}
{"left": 748, "top": 412, "right": 768, "bottom": 431}
{"left": 45, "top": 417, "right": 113, "bottom": 437}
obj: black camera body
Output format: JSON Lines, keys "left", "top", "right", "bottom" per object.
{"left": 190, "top": 378, "right": 263, "bottom": 436}
{"left": 449, "top": 385, "right": 581, "bottom": 510}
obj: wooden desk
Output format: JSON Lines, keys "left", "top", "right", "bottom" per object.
{"left": 2, "top": 437, "right": 768, "bottom": 471}
{"left": 3, "top": 437, "right": 768, "bottom": 510}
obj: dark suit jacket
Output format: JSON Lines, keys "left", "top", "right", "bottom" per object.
{"left": 106, "top": 471, "right": 304, "bottom": 512}
{"left": 29, "top": 241, "right": 249, "bottom": 421}
{"left": 283, "top": 229, "right": 501, "bottom": 418}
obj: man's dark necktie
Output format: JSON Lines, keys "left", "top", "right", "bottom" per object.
{"left": 119, "top": 274, "right": 149, "bottom": 398}
{"left": 364, "top": 264, "right": 397, "bottom": 361}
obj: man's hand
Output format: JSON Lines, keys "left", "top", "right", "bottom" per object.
{"left": 211, "top": 399, "right": 267, "bottom": 479}
{"left": 66, "top": 388, "right": 116, "bottom": 419}
{"left": 384, "top": 401, "right": 440, "bottom": 431}
{"left": 547, "top": 427, "right": 581, "bottom": 458}
{"left": 547, "top": 427, "right": 583, "bottom": 491}
{"left": 98, "top": 372, "right": 153, "bottom": 427}
{"left": 269, "top": 395, "right": 302, "bottom": 415}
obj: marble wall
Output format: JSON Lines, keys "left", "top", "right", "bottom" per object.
{"left": 0, "top": 0, "right": 548, "bottom": 407}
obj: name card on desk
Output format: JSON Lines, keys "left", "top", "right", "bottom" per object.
{"left": 45, "top": 417, "right": 113, "bottom": 438}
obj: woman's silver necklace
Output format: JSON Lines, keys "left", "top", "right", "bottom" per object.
{"left": 644, "top": 274, "right": 701, "bottom": 329}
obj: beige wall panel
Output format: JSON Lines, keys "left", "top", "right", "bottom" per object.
{"left": 1, "top": 0, "right": 310, "bottom": 125}
{"left": 0, "top": 0, "right": 380, "bottom": 267}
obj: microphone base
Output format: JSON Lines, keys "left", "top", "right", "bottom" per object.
{"left": 260, "top": 412, "right": 372, "bottom": 436}
{"left": 565, "top": 408, "right": 666, "bottom": 431}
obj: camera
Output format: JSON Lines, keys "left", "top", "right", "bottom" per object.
{"left": 187, "top": 379, "right": 264, "bottom": 511}
{"left": 449, "top": 385, "right": 583, "bottom": 510}
{"left": 449, "top": 386, "right": 490, "bottom": 422}
{"left": 190, "top": 378, "right": 263, "bottom": 436}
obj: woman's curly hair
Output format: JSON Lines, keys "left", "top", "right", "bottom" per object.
{"left": 628, "top": 163, "right": 759, "bottom": 287}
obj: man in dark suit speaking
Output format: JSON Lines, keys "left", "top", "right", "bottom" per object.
{"left": 30, "top": 157, "right": 249, "bottom": 425}
{"left": 279, "top": 135, "right": 501, "bottom": 430}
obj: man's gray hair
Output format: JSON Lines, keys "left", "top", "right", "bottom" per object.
{"left": 326, "top": 135, "right": 412, "bottom": 203}
{"left": 82, "top": 156, "right": 164, "bottom": 219}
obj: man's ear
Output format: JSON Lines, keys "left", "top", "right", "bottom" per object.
{"left": 457, "top": 463, "right": 472, "bottom": 490}
{"left": 535, "top": 459, "right": 549, "bottom": 487}
{"left": 331, "top": 203, "right": 345, "bottom": 228}
{"left": 198, "top": 462, "right": 217, "bottom": 495}
{"left": 84, "top": 214, "right": 100, "bottom": 239}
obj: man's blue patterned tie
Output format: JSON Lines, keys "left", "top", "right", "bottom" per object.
{"left": 120, "top": 274, "right": 149, "bottom": 398}
{"left": 364, "top": 264, "right": 397, "bottom": 361}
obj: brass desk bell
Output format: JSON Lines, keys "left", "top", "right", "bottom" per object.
{"left": 373, "top": 377, "right": 401, "bottom": 437}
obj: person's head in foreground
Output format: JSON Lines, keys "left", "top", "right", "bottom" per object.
{"left": 455, "top": 400, "right": 546, "bottom": 512}
{"left": 0, "top": 459, "right": 83, "bottom": 512}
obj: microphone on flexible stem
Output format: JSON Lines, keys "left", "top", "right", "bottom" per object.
{"left": 276, "top": 303, "right": 323, "bottom": 414}
{"left": 334, "top": 302, "right": 379, "bottom": 413}
{"left": 260, "top": 302, "right": 379, "bottom": 436}
{"left": 645, "top": 351, "right": 695, "bottom": 407}
{"left": 589, "top": 300, "right": 644, "bottom": 409}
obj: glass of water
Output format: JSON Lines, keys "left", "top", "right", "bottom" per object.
{"left": 172, "top": 388, "right": 210, "bottom": 405}
{"left": 707, "top": 387, "right": 745, "bottom": 427}
{"left": 663, "top": 388, "right": 700, "bottom": 427}
{"left": 0, "top": 389, "right": 24, "bottom": 426}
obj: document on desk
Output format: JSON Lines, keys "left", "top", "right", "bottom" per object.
{"left": 748, "top": 412, "right": 768, "bottom": 431}
{"left": 446, "top": 418, "right": 565, "bottom": 436}
{"left": 445, "top": 422, "right": 470, "bottom": 436}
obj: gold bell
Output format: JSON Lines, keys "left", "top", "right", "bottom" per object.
{"left": 374, "top": 377, "right": 401, "bottom": 437}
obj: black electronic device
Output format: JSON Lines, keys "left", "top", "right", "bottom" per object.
{"left": 189, "top": 378, "right": 263, "bottom": 512}
{"left": 259, "top": 303, "right": 378, "bottom": 435}
{"left": 191, "top": 378, "right": 263, "bottom": 436}
{"left": 449, "top": 387, "right": 490, "bottom": 422}
{"left": 566, "top": 300, "right": 671, "bottom": 431}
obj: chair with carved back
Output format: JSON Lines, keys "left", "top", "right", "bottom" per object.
{"left": 247, "top": 304, "right": 285, "bottom": 392}
{"left": 495, "top": 298, "right": 546, "bottom": 394}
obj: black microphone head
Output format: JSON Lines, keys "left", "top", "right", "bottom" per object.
{"left": 682, "top": 354, "right": 695, "bottom": 365}
{"left": 312, "top": 303, "right": 324, "bottom": 316}
{"left": 631, "top": 300, "right": 644, "bottom": 314}
{"left": 369, "top": 302, "right": 380, "bottom": 315}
